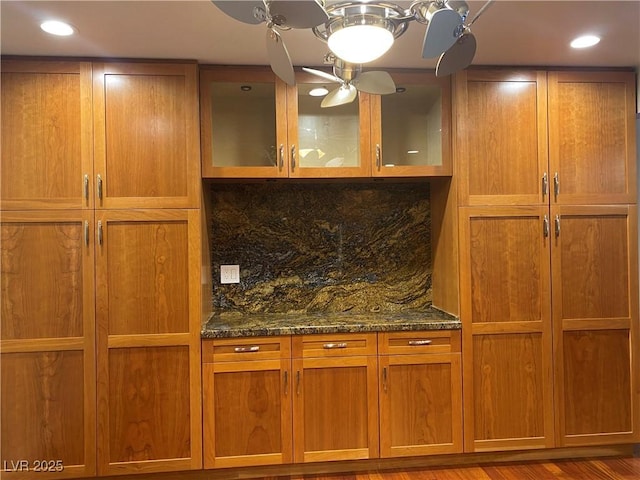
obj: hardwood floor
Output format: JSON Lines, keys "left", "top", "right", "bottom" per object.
{"left": 299, "top": 457, "right": 640, "bottom": 480}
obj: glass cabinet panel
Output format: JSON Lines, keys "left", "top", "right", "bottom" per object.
{"left": 296, "top": 83, "right": 361, "bottom": 169}
{"left": 382, "top": 84, "right": 442, "bottom": 166}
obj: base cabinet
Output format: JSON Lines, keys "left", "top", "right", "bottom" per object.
{"left": 378, "top": 331, "right": 462, "bottom": 457}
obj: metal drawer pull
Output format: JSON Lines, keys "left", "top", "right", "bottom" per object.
{"left": 323, "top": 342, "right": 347, "bottom": 349}
{"left": 291, "top": 144, "right": 296, "bottom": 171}
{"left": 555, "top": 215, "right": 561, "bottom": 238}
{"left": 543, "top": 215, "right": 549, "bottom": 238}
{"left": 84, "top": 221, "right": 90, "bottom": 246}
{"left": 296, "top": 371, "right": 301, "bottom": 395}
{"left": 234, "top": 346, "right": 260, "bottom": 353}
{"left": 553, "top": 172, "right": 560, "bottom": 198}
{"left": 542, "top": 172, "right": 548, "bottom": 198}
{"left": 97, "top": 220, "right": 103, "bottom": 245}
{"left": 83, "top": 174, "right": 89, "bottom": 200}
{"left": 97, "top": 174, "right": 103, "bottom": 200}
{"left": 408, "top": 340, "right": 433, "bottom": 346}
{"left": 278, "top": 144, "right": 284, "bottom": 171}
{"left": 376, "top": 144, "right": 381, "bottom": 170}
{"left": 382, "top": 367, "right": 388, "bottom": 392}
{"left": 283, "top": 371, "right": 288, "bottom": 395}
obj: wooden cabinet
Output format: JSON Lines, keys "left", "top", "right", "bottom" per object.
{"left": 93, "top": 62, "right": 200, "bottom": 209}
{"left": 1, "top": 60, "right": 93, "bottom": 210}
{"left": 371, "top": 72, "right": 452, "bottom": 177}
{"left": 95, "top": 209, "right": 202, "bottom": 475}
{"left": 202, "top": 337, "right": 292, "bottom": 468}
{"left": 459, "top": 206, "right": 554, "bottom": 452}
{"left": 456, "top": 68, "right": 639, "bottom": 452}
{"left": 1, "top": 58, "right": 202, "bottom": 478}
{"left": 200, "top": 67, "right": 451, "bottom": 179}
{"left": 378, "top": 330, "right": 462, "bottom": 457}
{"left": 552, "top": 205, "right": 639, "bottom": 446}
{"left": 291, "top": 333, "right": 379, "bottom": 462}
{"left": 0, "top": 211, "right": 96, "bottom": 478}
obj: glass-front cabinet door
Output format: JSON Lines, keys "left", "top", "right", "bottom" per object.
{"left": 200, "top": 67, "right": 289, "bottom": 178}
{"left": 287, "top": 72, "right": 372, "bottom": 178}
{"left": 371, "top": 72, "right": 452, "bottom": 177}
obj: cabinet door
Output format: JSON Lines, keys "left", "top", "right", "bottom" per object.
{"left": 286, "top": 72, "right": 372, "bottom": 178}
{"left": 1, "top": 211, "right": 96, "bottom": 478}
{"left": 459, "top": 206, "right": 555, "bottom": 451}
{"left": 95, "top": 209, "right": 201, "bottom": 475}
{"left": 292, "top": 333, "right": 379, "bottom": 462}
{"left": 371, "top": 72, "right": 452, "bottom": 177}
{"left": 378, "top": 330, "right": 462, "bottom": 457}
{"left": 455, "top": 70, "right": 549, "bottom": 206}
{"left": 548, "top": 71, "right": 637, "bottom": 205}
{"left": 202, "top": 335, "right": 293, "bottom": 468}
{"left": 552, "top": 205, "right": 639, "bottom": 445}
{"left": 93, "top": 62, "right": 200, "bottom": 208}
{"left": 200, "top": 67, "right": 289, "bottom": 178}
{"left": 1, "top": 60, "right": 93, "bottom": 210}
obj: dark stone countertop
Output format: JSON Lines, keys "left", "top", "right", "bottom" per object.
{"left": 201, "top": 308, "right": 460, "bottom": 338}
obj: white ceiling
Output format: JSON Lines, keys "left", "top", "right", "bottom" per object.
{"left": 1, "top": 0, "right": 639, "bottom": 72}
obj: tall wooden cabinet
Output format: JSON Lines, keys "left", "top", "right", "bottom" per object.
{"left": 1, "top": 59, "right": 202, "bottom": 478}
{"left": 456, "top": 68, "right": 639, "bottom": 452}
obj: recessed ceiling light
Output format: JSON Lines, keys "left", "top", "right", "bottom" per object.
{"left": 40, "top": 20, "right": 75, "bottom": 36}
{"left": 570, "top": 35, "right": 600, "bottom": 49}
{"left": 309, "top": 87, "right": 329, "bottom": 97}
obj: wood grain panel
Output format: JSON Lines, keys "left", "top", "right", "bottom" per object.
{"left": 213, "top": 369, "right": 283, "bottom": 457}
{"left": 455, "top": 70, "right": 548, "bottom": 206}
{"left": 554, "top": 211, "right": 630, "bottom": 320}
{"left": 93, "top": 62, "right": 200, "bottom": 208}
{"left": 1, "top": 60, "right": 93, "bottom": 210}
{"left": 107, "top": 346, "right": 191, "bottom": 463}
{"left": 1, "top": 351, "right": 85, "bottom": 465}
{"left": 548, "top": 71, "right": 636, "bottom": 204}
{"left": 1, "top": 215, "right": 92, "bottom": 339}
{"left": 472, "top": 334, "right": 546, "bottom": 443}
{"left": 562, "top": 329, "right": 632, "bottom": 437}
{"left": 465, "top": 210, "right": 549, "bottom": 323}
{"left": 102, "top": 217, "right": 189, "bottom": 335}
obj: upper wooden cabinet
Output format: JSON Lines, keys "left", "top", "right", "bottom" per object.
{"left": 371, "top": 72, "right": 452, "bottom": 177}
{"left": 93, "top": 62, "right": 200, "bottom": 208}
{"left": 200, "top": 67, "right": 451, "bottom": 179}
{"left": 1, "top": 60, "right": 93, "bottom": 210}
{"left": 456, "top": 69, "right": 636, "bottom": 206}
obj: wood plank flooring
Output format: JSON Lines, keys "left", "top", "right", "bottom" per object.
{"left": 298, "top": 456, "right": 640, "bottom": 480}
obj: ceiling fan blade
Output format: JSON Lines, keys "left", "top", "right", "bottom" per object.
{"left": 467, "top": 0, "right": 495, "bottom": 26}
{"left": 435, "top": 32, "right": 477, "bottom": 77}
{"left": 211, "top": 1, "right": 265, "bottom": 25}
{"left": 321, "top": 85, "right": 358, "bottom": 108}
{"left": 266, "top": 29, "right": 296, "bottom": 86}
{"left": 353, "top": 71, "right": 396, "bottom": 95}
{"left": 268, "top": 0, "right": 329, "bottom": 29}
{"left": 302, "top": 67, "right": 341, "bottom": 83}
{"left": 421, "top": 8, "right": 463, "bottom": 58}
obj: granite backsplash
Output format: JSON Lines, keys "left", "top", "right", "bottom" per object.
{"left": 208, "top": 182, "right": 432, "bottom": 315}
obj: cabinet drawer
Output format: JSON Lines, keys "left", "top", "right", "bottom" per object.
{"left": 292, "top": 333, "right": 377, "bottom": 358}
{"left": 378, "top": 330, "right": 461, "bottom": 355}
{"left": 202, "top": 336, "right": 291, "bottom": 363}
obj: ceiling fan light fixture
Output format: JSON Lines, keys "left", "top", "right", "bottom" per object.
{"left": 328, "top": 23, "right": 394, "bottom": 63}
{"left": 40, "top": 20, "right": 75, "bottom": 36}
{"left": 570, "top": 34, "right": 600, "bottom": 49}
{"left": 309, "top": 86, "right": 330, "bottom": 96}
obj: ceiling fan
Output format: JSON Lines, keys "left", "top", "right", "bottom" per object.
{"left": 303, "top": 54, "right": 397, "bottom": 108}
{"left": 211, "top": 0, "right": 493, "bottom": 83}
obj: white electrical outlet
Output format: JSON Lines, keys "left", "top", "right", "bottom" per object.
{"left": 220, "top": 264, "right": 240, "bottom": 284}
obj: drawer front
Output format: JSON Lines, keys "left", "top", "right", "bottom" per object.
{"left": 202, "top": 336, "right": 291, "bottom": 363}
{"left": 292, "top": 333, "right": 377, "bottom": 358}
{"left": 378, "top": 330, "right": 461, "bottom": 355}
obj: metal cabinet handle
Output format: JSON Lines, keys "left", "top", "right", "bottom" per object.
{"left": 290, "top": 145, "right": 296, "bottom": 171}
{"left": 376, "top": 144, "right": 381, "bottom": 170}
{"left": 543, "top": 215, "right": 550, "bottom": 238}
{"left": 296, "top": 370, "right": 301, "bottom": 396}
{"left": 83, "top": 174, "right": 89, "bottom": 201}
{"left": 284, "top": 370, "right": 288, "bottom": 395}
{"left": 97, "top": 220, "right": 103, "bottom": 245}
{"left": 279, "top": 144, "right": 284, "bottom": 171}
{"left": 84, "top": 220, "right": 89, "bottom": 246}
{"left": 97, "top": 174, "right": 103, "bottom": 200}
{"left": 553, "top": 172, "right": 559, "bottom": 198}
{"left": 234, "top": 346, "right": 260, "bottom": 353}
{"left": 408, "top": 339, "right": 432, "bottom": 346}
{"left": 382, "top": 367, "right": 387, "bottom": 393}
{"left": 555, "top": 215, "right": 561, "bottom": 238}
{"left": 323, "top": 342, "right": 347, "bottom": 349}
{"left": 542, "top": 172, "right": 548, "bottom": 198}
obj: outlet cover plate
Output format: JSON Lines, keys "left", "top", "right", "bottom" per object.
{"left": 220, "top": 264, "right": 240, "bottom": 284}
